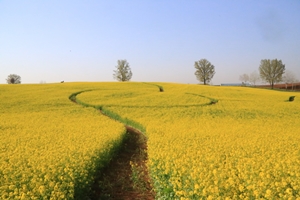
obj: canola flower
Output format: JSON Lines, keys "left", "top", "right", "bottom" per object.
{"left": 0, "top": 83, "right": 125, "bottom": 199}
{"left": 77, "top": 82, "right": 300, "bottom": 199}
{"left": 1, "top": 82, "right": 300, "bottom": 199}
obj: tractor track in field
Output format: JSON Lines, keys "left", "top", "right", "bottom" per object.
{"left": 70, "top": 91, "right": 155, "bottom": 200}
{"left": 69, "top": 84, "right": 218, "bottom": 199}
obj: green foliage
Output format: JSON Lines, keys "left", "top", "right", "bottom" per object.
{"left": 289, "top": 96, "right": 295, "bottom": 102}
{"left": 113, "top": 59, "right": 133, "bottom": 82}
{"left": 159, "top": 86, "right": 164, "bottom": 92}
{"left": 70, "top": 90, "right": 146, "bottom": 133}
{"left": 101, "top": 107, "right": 146, "bottom": 133}
{"left": 6, "top": 74, "right": 21, "bottom": 84}
{"left": 259, "top": 59, "right": 285, "bottom": 89}
{"left": 142, "top": 82, "right": 164, "bottom": 92}
{"left": 194, "top": 59, "right": 216, "bottom": 85}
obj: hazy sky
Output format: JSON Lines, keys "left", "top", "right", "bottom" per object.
{"left": 1, "top": 0, "right": 300, "bottom": 84}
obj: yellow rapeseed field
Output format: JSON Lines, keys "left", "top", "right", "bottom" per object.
{"left": 0, "top": 83, "right": 125, "bottom": 199}
{"left": 77, "top": 82, "right": 300, "bottom": 199}
{"left": 1, "top": 82, "right": 299, "bottom": 199}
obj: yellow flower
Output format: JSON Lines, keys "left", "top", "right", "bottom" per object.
{"left": 239, "top": 185, "right": 244, "bottom": 192}
{"left": 285, "top": 188, "right": 293, "bottom": 195}
{"left": 1, "top": 82, "right": 300, "bottom": 199}
{"left": 265, "top": 189, "right": 272, "bottom": 198}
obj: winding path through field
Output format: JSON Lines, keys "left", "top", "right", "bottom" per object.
{"left": 69, "top": 84, "right": 218, "bottom": 199}
{"left": 69, "top": 87, "right": 158, "bottom": 199}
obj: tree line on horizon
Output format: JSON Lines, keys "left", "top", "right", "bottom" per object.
{"left": 112, "top": 58, "right": 298, "bottom": 89}
{"left": 239, "top": 59, "right": 299, "bottom": 89}
{"left": 6, "top": 58, "right": 298, "bottom": 89}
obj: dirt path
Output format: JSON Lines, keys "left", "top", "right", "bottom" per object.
{"left": 89, "top": 126, "right": 155, "bottom": 200}
{"left": 70, "top": 92, "right": 155, "bottom": 199}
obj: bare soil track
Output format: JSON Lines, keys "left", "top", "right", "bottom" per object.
{"left": 89, "top": 126, "right": 155, "bottom": 200}
{"left": 69, "top": 92, "right": 155, "bottom": 200}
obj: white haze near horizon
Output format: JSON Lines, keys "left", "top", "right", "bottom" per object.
{"left": 0, "top": 1, "right": 299, "bottom": 85}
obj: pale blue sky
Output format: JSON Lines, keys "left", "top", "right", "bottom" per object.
{"left": 1, "top": 0, "right": 299, "bottom": 84}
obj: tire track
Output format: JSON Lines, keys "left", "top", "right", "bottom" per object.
{"left": 68, "top": 84, "right": 219, "bottom": 199}
{"left": 69, "top": 86, "right": 159, "bottom": 200}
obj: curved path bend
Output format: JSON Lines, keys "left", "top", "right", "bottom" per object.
{"left": 69, "top": 84, "right": 218, "bottom": 199}
{"left": 69, "top": 85, "right": 161, "bottom": 200}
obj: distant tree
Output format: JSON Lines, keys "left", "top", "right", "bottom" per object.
{"left": 239, "top": 74, "right": 249, "bottom": 83}
{"left": 249, "top": 71, "right": 260, "bottom": 86}
{"left": 282, "top": 70, "right": 297, "bottom": 90}
{"left": 194, "top": 59, "right": 215, "bottom": 85}
{"left": 259, "top": 59, "right": 285, "bottom": 89}
{"left": 6, "top": 74, "right": 21, "bottom": 84}
{"left": 113, "top": 59, "right": 132, "bottom": 82}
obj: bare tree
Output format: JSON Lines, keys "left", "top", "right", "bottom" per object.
{"left": 194, "top": 59, "right": 216, "bottom": 85}
{"left": 113, "top": 59, "right": 132, "bottom": 82}
{"left": 249, "top": 71, "right": 260, "bottom": 86}
{"left": 259, "top": 59, "right": 285, "bottom": 89}
{"left": 6, "top": 74, "right": 21, "bottom": 84}
{"left": 282, "top": 70, "right": 297, "bottom": 90}
{"left": 239, "top": 74, "right": 249, "bottom": 83}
